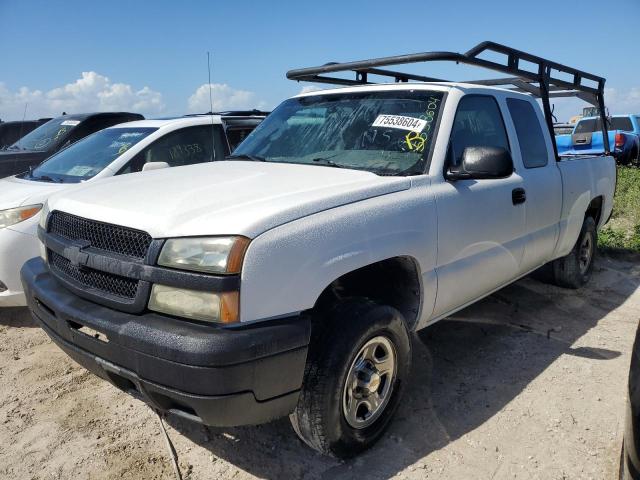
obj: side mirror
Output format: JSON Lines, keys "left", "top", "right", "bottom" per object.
{"left": 142, "top": 161, "right": 169, "bottom": 172}
{"left": 447, "top": 146, "right": 513, "bottom": 180}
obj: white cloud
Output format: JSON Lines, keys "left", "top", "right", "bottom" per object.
{"left": 604, "top": 87, "right": 640, "bottom": 115}
{"left": 0, "top": 72, "right": 165, "bottom": 121}
{"left": 187, "top": 83, "right": 267, "bottom": 113}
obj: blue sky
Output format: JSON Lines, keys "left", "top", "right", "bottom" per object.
{"left": 1, "top": 0, "right": 638, "bottom": 121}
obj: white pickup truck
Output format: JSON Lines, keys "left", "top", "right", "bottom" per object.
{"left": 22, "top": 43, "right": 616, "bottom": 457}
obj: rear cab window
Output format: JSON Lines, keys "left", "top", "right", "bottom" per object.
{"left": 506, "top": 98, "right": 548, "bottom": 168}
{"left": 575, "top": 117, "right": 633, "bottom": 133}
{"left": 226, "top": 127, "right": 256, "bottom": 152}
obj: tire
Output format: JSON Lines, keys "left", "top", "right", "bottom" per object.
{"left": 551, "top": 216, "right": 597, "bottom": 289}
{"left": 620, "top": 440, "right": 631, "bottom": 480}
{"left": 290, "top": 298, "right": 412, "bottom": 458}
{"left": 631, "top": 147, "right": 639, "bottom": 167}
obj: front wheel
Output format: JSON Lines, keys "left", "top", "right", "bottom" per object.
{"left": 551, "top": 216, "right": 597, "bottom": 289}
{"left": 290, "top": 298, "right": 411, "bottom": 458}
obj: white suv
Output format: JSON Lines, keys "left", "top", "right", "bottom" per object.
{"left": 0, "top": 113, "right": 264, "bottom": 306}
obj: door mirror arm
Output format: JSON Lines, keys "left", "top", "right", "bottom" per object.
{"left": 444, "top": 169, "right": 472, "bottom": 181}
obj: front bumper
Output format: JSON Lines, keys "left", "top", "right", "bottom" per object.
{"left": 22, "top": 257, "right": 311, "bottom": 426}
{"left": 0, "top": 226, "right": 39, "bottom": 307}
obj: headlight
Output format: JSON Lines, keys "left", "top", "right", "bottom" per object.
{"left": 39, "top": 202, "right": 50, "bottom": 230}
{"left": 158, "top": 236, "right": 250, "bottom": 274}
{"left": 0, "top": 204, "right": 43, "bottom": 229}
{"left": 148, "top": 285, "right": 239, "bottom": 323}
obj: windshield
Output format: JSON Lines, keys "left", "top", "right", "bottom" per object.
{"left": 26, "top": 127, "right": 156, "bottom": 183}
{"left": 232, "top": 90, "right": 445, "bottom": 175}
{"left": 8, "top": 117, "right": 82, "bottom": 152}
{"left": 575, "top": 117, "right": 634, "bottom": 133}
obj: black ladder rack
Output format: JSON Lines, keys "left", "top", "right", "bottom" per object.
{"left": 287, "top": 41, "right": 610, "bottom": 157}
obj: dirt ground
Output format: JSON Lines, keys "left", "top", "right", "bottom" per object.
{"left": 1, "top": 254, "right": 639, "bottom": 480}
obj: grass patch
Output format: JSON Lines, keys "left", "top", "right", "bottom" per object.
{"left": 598, "top": 166, "right": 640, "bottom": 252}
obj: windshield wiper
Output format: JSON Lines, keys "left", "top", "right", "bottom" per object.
{"left": 226, "top": 154, "right": 267, "bottom": 162}
{"left": 33, "top": 174, "right": 61, "bottom": 183}
{"left": 312, "top": 157, "right": 349, "bottom": 169}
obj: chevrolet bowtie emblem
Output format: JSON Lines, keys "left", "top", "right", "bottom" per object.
{"left": 66, "top": 240, "right": 91, "bottom": 268}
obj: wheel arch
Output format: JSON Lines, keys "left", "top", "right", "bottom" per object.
{"left": 312, "top": 255, "right": 423, "bottom": 330}
{"left": 586, "top": 195, "right": 604, "bottom": 227}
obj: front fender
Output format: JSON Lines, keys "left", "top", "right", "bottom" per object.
{"left": 239, "top": 184, "right": 438, "bottom": 325}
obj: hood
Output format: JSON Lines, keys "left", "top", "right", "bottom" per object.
{"left": 49, "top": 161, "right": 411, "bottom": 238}
{"left": 0, "top": 175, "right": 68, "bottom": 210}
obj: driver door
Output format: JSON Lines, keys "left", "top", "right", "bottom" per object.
{"left": 432, "top": 95, "right": 526, "bottom": 318}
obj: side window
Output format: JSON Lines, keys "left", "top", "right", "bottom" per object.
{"left": 447, "top": 95, "right": 510, "bottom": 169}
{"left": 118, "top": 125, "right": 226, "bottom": 174}
{"left": 506, "top": 98, "right": 548, "bottom": 168}
{"left": 226, "top": 127, "right": 256, "bottom": 152}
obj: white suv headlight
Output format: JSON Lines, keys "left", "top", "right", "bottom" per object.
{"left": 158, "top": 236, "right": 250, "bottom": 274}
{"left": 0, "top": 204, "right": 43, "bottom": 229}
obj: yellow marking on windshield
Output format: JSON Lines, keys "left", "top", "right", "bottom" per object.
{"left": 405, "top": 131, "right": 427, "bottom": 153}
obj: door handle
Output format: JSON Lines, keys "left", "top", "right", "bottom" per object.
{"left": 512, "top": 188, "right": 526, "bottom": 205}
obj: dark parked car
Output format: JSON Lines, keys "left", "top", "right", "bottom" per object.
{"left": 622, "top": 324, "right": 640, "bottom": 479}
{"left": 0, "top": 112, "right": 143, "bottom": 178}
{"left": 0, "top": 118, "right": 51, "bottom": 148}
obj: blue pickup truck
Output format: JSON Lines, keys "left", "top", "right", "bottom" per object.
{"left": 556, "top": 114, "right": 640, "bottom": 165}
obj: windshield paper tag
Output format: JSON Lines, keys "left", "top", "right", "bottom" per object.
{"left": 372, "top": 115, "right": 427, "bottom": 133}
{"left": 67, "top": 166, "right": 93, "bottom": 176}
{"left": 60, "top": 120, "right": 81, "bottom": 126}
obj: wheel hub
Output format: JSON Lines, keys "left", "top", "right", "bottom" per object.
{"left": 342, "top": 336, "right": 397, "bottom": 429}
{"left": 579, "top": 233, "right": 593, "bottom": 275}
{"left": 354, "top": 362, "right": 381, "bottom": 396}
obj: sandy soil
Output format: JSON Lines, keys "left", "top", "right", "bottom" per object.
{"left": 1, "top": 254, "right": 639, "bottom": 479}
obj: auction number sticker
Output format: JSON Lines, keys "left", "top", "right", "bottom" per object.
{"left": 372, "top": 115, "right": 426, "bottom": 133}
{"left": 61, "top": 120, "right": 81, "bottom": 126}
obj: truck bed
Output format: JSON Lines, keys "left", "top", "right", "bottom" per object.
{"left": 554, "top": 154, "right": 616, "bottom": 258}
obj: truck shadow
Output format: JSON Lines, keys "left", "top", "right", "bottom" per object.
{"left": 167, "top": 255, "right": 639, "bottom": 479}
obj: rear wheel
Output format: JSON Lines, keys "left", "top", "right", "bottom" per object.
{"left": 290, "top": 298, "right": 411, "bottom": 458}
{"left": 631, "top": 147, "right": 639, "bottom": 167}
{"left": 551, "top": 216, "right": 597, "bottom": 288}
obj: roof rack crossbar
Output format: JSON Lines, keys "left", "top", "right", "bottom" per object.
{"left": 287, "top": 41, "right": 610, "bottom": 156}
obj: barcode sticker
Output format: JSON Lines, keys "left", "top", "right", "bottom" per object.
{"left": 372, "top": 115, "right": 427, "bottom": 133}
